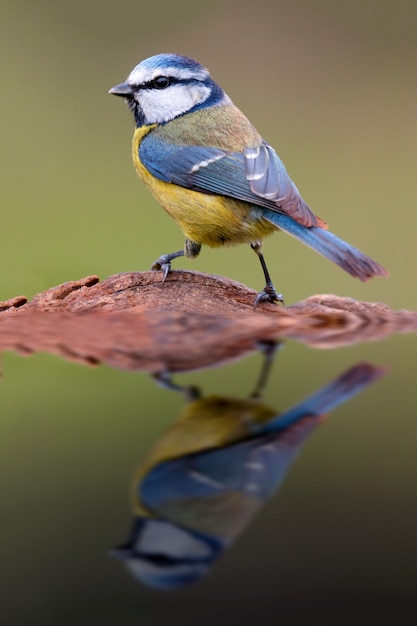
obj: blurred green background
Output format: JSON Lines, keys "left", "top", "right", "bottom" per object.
{"left": 1, "top": 1, "right": 417, "bottom": 624}
{"left": 1, "top": 0, "right": 416, "bottom": 308}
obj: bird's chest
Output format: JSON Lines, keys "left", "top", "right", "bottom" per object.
{"left": 132, "top": 127, "right": 275, "bottom": 247}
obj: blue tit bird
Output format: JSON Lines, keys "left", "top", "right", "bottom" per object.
{"left": 112, "top": 362, "right": 385, "bottom": 589}
{"left": 109, "top": 53, "right": 388, "bottom": 306}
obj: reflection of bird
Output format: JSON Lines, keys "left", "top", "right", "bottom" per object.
{"left": 112, "top": 363, "right": 385, "bottom": 589}
{"left": 110, "top": 53, "right": 388, "bottom": 305}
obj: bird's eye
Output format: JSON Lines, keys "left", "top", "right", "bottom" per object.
{"left": 151, "top": 76, "right": 171, "bottom": 89}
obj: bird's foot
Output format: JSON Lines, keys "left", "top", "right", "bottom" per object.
{"left": 153, "top": 372, "right": 201, "bottom": 402}
{"left": 151, "top": 257, "right": 171, "bottom": 283}
{"left": 151, "top": 250, "right": 184, "bottom": 283}
{"left": 254, "top": 283, "right": 284, "bottom": 309}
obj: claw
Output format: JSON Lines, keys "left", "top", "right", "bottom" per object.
{"left": 161, "top": 263, "right": 171, "bottom": 283}
{"left": 254, "top": 285, "right": 284, "bottom": 309}
{"left": 150, "top": 259, "right": 171, "bottom": 282}
{"left": 151, "top": 250, "right": 185, "bottom": 281}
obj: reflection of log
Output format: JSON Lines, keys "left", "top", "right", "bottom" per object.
{"left": 0, "top": 271, "right": 416, "bottom": 372}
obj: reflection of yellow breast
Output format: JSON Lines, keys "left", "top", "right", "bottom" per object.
{"left": 132, "top": 127, "right": 276, "bottom": 247}
{"left": 131, "top": 395, "right": 276, "bottom": 517}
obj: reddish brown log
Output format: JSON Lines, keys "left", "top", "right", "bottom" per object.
{"left": 0, "top": 271, "right": 416, "bottom": 372}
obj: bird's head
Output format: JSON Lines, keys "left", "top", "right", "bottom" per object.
{"left": 109, "top": 53, "right": 230, "bottom": 127}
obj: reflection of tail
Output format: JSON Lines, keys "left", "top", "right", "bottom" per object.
{"left": 264, "top": 363, "right": 386, "bottom": 433}
{"left": 262, "top": 209, "right": 389, "bottom": 280}
{"left": 112, "top": 362, "right": 386, "bottom": 590}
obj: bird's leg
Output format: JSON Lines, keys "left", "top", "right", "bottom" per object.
{"left": 153, "top": 371, "right": 201, "bottom": 402}
{"left": 251, "top": 241, "right": 284, "bottom": 308}
{"left": 184, "top": 238, "right": 201, "bottom": 259}
{"left": 151, "top": 239, "right": 201, "bottom": 282}
{"left": 250, "top": 341, "right": 282, "bottom": 399}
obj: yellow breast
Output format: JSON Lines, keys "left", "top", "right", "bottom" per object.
{"left": 132, "top": 126, "right": 276, "bottom": 248}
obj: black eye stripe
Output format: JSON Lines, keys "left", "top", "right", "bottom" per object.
{"left": 136, "top": 76, "right": 204, "bottom": 91}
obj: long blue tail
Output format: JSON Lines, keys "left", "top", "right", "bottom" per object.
{"left": 263, "top": 363, "right": 386, "bottom": 434}
{"left": 262, "top": 209, "right": 389, "bottom": 280}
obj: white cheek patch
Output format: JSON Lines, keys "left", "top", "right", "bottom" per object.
{"left": 138, "top": 83, "right": 212, "bottom": 124}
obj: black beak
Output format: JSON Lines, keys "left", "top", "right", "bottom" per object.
{"left": 109, "top": 82, "right": 135, "bottom": 97}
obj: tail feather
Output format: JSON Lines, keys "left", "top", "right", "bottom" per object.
{"left": 263, "top": 363, "right": 386, "bottom": 434}
{"left": 262, "top": 209, "right": 389, "bottom": 280}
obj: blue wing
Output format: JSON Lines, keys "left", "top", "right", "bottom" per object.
{"left": 139, "top": 131, "right": 388, "bottom": 279}
{"left": 140, "top": 363, "right": 384, "bottom": 510}
{"left": 139, "top": 133, "right": 322, "bottom": 228}
{"left": 140, "top": 433, "right": 302, "bottom": 511}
